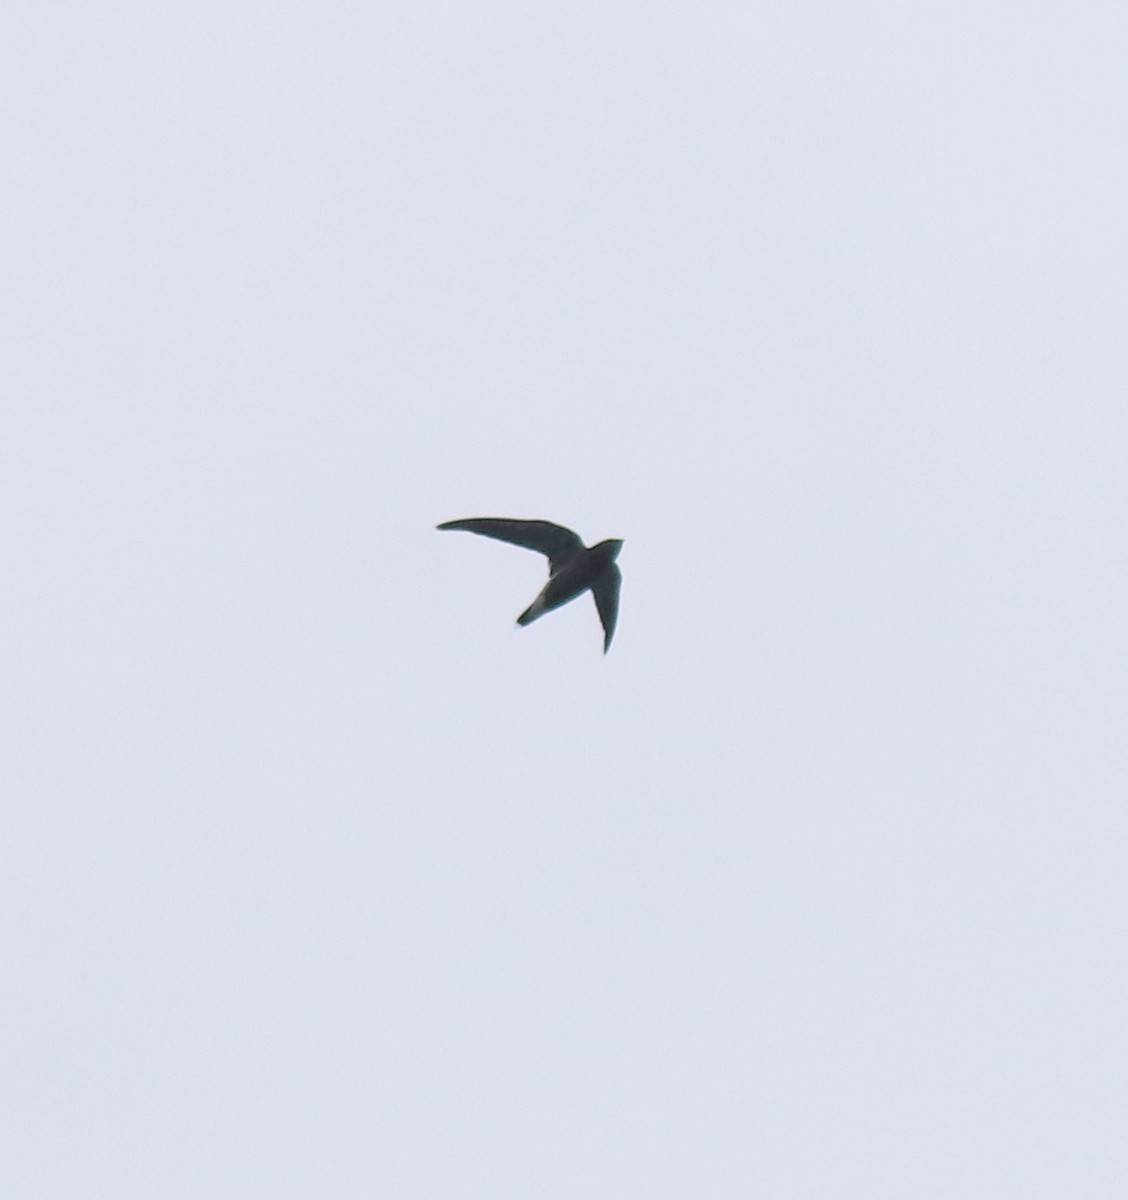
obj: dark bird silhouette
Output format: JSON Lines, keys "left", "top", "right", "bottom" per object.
{"left": 437, "top": 517, "right": 623, "bottom": 653}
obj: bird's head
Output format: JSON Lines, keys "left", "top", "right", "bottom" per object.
{"left": 592, "top": 538, "right": 624, "bottom": 564}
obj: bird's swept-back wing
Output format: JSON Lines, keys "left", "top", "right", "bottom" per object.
{"left": 590, "top": 564, "right": 621, "bottom": 654}
{"left": 437, "top": 518, "right": 584, "bottom": 573}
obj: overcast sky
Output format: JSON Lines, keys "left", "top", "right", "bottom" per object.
{"left": 3, "top": 2, "right": 1126, "bottom": 1196}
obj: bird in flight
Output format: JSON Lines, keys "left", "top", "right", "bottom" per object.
{"left": 437, "top": 517, "right": 623, "bottom": 653}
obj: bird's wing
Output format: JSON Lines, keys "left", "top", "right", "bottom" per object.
{"left": 437, "top": 518, "right": 584, "bottom": 573}
{"left": 590, "top": 563, "right": 621, "bottom": 654}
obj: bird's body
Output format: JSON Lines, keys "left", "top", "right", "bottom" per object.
{"left": 437, "top": 517, "right": 623, "bottom": 653}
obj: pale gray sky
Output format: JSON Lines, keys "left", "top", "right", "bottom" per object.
{"left": 3, "top": 2, "right": 1126, "bottom": 1196}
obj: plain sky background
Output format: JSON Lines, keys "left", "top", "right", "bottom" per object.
{"left": 3, "top": 2, "right": 1126, "bottom": 1196}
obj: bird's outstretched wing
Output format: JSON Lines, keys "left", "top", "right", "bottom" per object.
{"left": 590, "top": 564, "right": 621, "bottom": 654}
{"left": 437, "top": 518, "right": 584, "bottom": 573}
